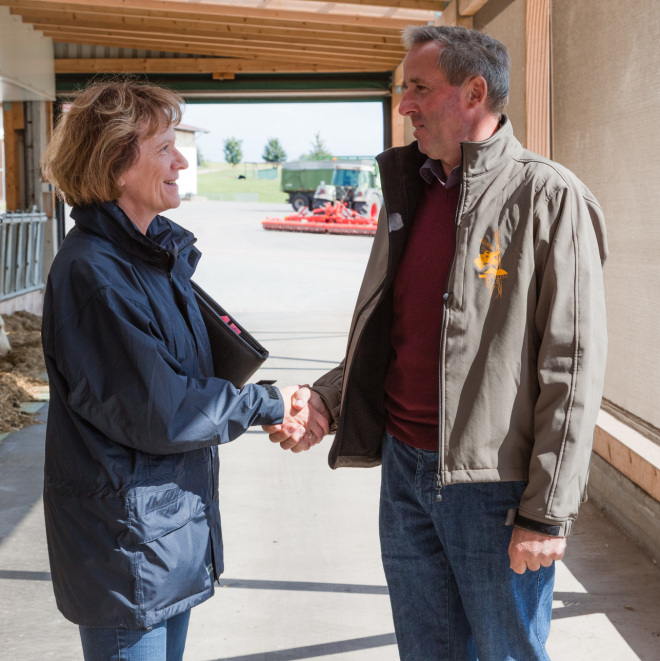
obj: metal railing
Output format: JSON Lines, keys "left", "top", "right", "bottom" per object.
{"left": 0, "top": 211, "right": 47, "bottom": 301}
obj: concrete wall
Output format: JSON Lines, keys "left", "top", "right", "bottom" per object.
{"left": 0, "top": 7, "right": 54, "bottom": 103}
{"left": 551, "top": 0, "right": 660, "bottom": 430}
{"left": 474, "top": 0, "right": 526, "bottom": 146}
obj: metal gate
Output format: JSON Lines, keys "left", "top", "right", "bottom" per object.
{"left": 0, "top": 211, "right": 47, "bottom": 301}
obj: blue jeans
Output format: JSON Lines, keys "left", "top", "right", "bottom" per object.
{"left": 379, "top": 432, "right": 553, "bottom": 661}
{"left": 79, "top": 609, "right": 191, "bottom": 661}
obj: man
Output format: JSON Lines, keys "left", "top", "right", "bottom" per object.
{"left": 268, "top": 25, "right": 607, "bottom": 660}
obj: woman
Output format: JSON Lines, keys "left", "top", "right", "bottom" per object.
{"left": 40, "top": 80, "right": 321, "bottom": 660}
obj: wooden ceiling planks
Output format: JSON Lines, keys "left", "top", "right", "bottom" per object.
{"left": 3, "top": 0, "right": 436, "bottom": 74}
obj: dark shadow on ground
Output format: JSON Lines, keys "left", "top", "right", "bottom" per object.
{"left": 0, "top": 405, "right": 47, "bottom": 550}
{"left": 209, "top": 633, "right": 397, "bottom": 661}
{"left": 217, "top": 577, "right": 388, "bottom": 595}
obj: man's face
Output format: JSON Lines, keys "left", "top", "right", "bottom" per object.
{"left": 399, "top": 41, "right": 471, "bottom": 166}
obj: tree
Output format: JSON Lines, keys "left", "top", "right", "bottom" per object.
{"left": 301, "top": 132, "right": 333, "bottom": 161}
{"left": 262, "top": 137, "right": 287, "bottom": 163}
{"left": 223, "top": 137, "right": 243, "bottom": 165}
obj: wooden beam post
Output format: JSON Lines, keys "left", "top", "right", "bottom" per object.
{"left": 435, "top": 0, "right": 473, "bottom": 28}
{"left": 525, "top": 0, "right": 550, "bottom": 158}
{"left": 2, "top": 102, "right": 25, "bottom": 212}
{"left": 391, "top": 61, "right": 406, "bottom": 147}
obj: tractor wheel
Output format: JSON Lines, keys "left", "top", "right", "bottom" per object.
{"left": 312, "top": 198, "right": 328, "bottom": 209}
{"left": 353, "top": 202, "right": 367, "bottom": 216}
{"left": 291, "top": 194, "right": 309, "bottom": 211}
{"left": 354, "top": 198, "right": 380, "bottom": 218}
{"left": 368, "top": 199, "right": 381, "bottom": 219}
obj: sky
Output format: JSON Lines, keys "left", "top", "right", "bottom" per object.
{"left": 181, "top": 101, "right": 385, "bottom": 164}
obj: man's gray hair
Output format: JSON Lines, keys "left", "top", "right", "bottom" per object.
{"left": 402, "top": 25, "right": 510, "bottom": 115}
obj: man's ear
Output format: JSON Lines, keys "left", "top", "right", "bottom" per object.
{"left": 466, "top": 76, "right": 488, "bottom": 108}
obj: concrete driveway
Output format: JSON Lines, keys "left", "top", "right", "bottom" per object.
{"left": 2, "top": 200, "right": 659, "bottom": 660}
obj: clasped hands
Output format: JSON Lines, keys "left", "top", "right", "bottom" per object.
{"left": 264, "top": 386, "right": 331, "bottom": 453}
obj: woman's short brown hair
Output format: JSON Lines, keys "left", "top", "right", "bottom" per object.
{"left": 41, "top": 79, "right": 184, "bottom": 207}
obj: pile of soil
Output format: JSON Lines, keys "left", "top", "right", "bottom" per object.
{"left": 0, "top": 311, "right": 48, "bottom": 434}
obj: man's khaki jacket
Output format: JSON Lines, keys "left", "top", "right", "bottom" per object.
{"left": 313, "top": 117, "right": 607, "bottom": 536}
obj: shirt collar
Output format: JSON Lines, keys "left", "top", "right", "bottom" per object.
{"left": 419, "top": 158, "right": 461, "bottom": 189}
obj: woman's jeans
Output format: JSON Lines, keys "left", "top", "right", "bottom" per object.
{"left": 379, "top": 432, "right": 554, "bottom": 661}
{"left": 79, "top": 609, "right": 191, "bottom": 661}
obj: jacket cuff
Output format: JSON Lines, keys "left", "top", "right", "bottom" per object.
{"left": 310, "top": 385, "right": 341, "bottom": 431}
{"left": 253, "top": 383, "right": 285, "bottom": 425}
{"left": 514, "top": 512, "right": 572, "bottom": 537}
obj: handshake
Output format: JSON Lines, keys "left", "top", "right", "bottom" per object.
{"left": 263, "top": 385, "right": 331, "bottom": 453}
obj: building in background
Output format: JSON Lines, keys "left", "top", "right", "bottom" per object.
{"left": 174, "top": 123, "right": 208, "bottom": 199}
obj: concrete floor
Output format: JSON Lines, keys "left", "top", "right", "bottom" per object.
{"left": 3, "top": 200, "right": 660, "bottom": 660}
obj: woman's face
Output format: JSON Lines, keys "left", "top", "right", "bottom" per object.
{"left": 117, "top": 122, "right": 188, "bottom": 232}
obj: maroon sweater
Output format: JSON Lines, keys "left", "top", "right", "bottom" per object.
{"left": 384, "top": 166, "right": 460, "bottom": 450}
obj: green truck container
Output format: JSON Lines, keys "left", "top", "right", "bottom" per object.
{"left": 280, "top": 161, "right": 341, "bottom": 211}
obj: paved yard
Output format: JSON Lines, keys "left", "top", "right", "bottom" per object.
{"left": 3, "top": 200, "right": 659, "bottom": 660}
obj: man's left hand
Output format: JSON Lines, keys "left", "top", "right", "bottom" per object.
{"left": 508, "top": 526, "right": 566, "bottom": 574}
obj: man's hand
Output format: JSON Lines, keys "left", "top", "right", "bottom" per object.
{"left": 264, "top": 386, "right": 331, "bottom": 453}
{"left": 508, "top": 526, "right": 566, "bottom": 574}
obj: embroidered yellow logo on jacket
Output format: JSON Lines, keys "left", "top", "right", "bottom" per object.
{"left": 474, "top": 231, "right": 508, "bottom": 298}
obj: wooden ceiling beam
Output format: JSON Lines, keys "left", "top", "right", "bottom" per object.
{"left": 6, "top": 2, "right": 405, "bottom": 39}
{"left": 457, "top": 0, "right": 490, "bottom": 16}
{"left": 40, "top": 29, "right": 401, "bottom": 64}
{"left": 54, "top": 56, "right": 389, "bottom": 74}
{"left": 0, "top": 0, "right": 432, "bottom": 29}
{"left": 21, "top": 14, "right": 405, "bottom": 55}
{"left": 42, "top": 29, "right": 401, "bottom": 66}
{"left": 284, "top": 0, "right": 440, "bottom": 10}
{"left": 11, "top": 7, "right": 403, "bottom": 44}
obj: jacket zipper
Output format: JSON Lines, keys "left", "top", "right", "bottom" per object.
{"left": 436, "top": 153, "right": 466, "bottom": 502}
{"left": 167, "top": 262, "right": 219, "bottom": 564}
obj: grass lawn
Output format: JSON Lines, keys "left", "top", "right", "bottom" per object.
{"left": 197, "top": 162, "right": 289, "bottom": 203}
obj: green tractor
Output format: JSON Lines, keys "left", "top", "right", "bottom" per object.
{"left": 312, "top": 162, "right": 383, "bottom": 219}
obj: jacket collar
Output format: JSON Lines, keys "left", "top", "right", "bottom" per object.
{"left": 460, "top": 115, "right": 522, "bottom": 178}
{"left": 377, "top": 141, "right": 427, "bottom": 225}
{"left": 378, "top": 115, "right": 521, "bottom": 192}
{"left": 71, "top": 202, "right": 198, "bottom": 272}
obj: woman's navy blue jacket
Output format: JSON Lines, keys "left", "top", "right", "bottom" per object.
{"left": 41, "top": 202, "right": 284, "bottom": 628}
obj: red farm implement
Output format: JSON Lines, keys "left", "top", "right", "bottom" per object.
{"left": 261, "top": 201, "right": 377, "bottom": 237}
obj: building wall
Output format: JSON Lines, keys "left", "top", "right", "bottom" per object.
{"left": 0, "top": 7, "right": 54, "bottom": 103}
{"left": 474, "top": 0, "right": 527, "bottom": 146}
{"left": 551, "top": 0, "right": 660, "bottom": 429}
{"left": 174, "top": 129, "right": 198, "bottom": 197}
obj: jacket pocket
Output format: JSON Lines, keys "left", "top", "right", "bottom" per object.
{"left": 125, "top": 484, "right": 206, "bottom": 545}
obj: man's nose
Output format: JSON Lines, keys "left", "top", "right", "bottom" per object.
{"left": 398, "top": 91, "right": 416, "bottom": 116}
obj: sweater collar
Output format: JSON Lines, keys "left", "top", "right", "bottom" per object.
{"left": 71, "top": 202, "right": 197, "bottom": 271}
